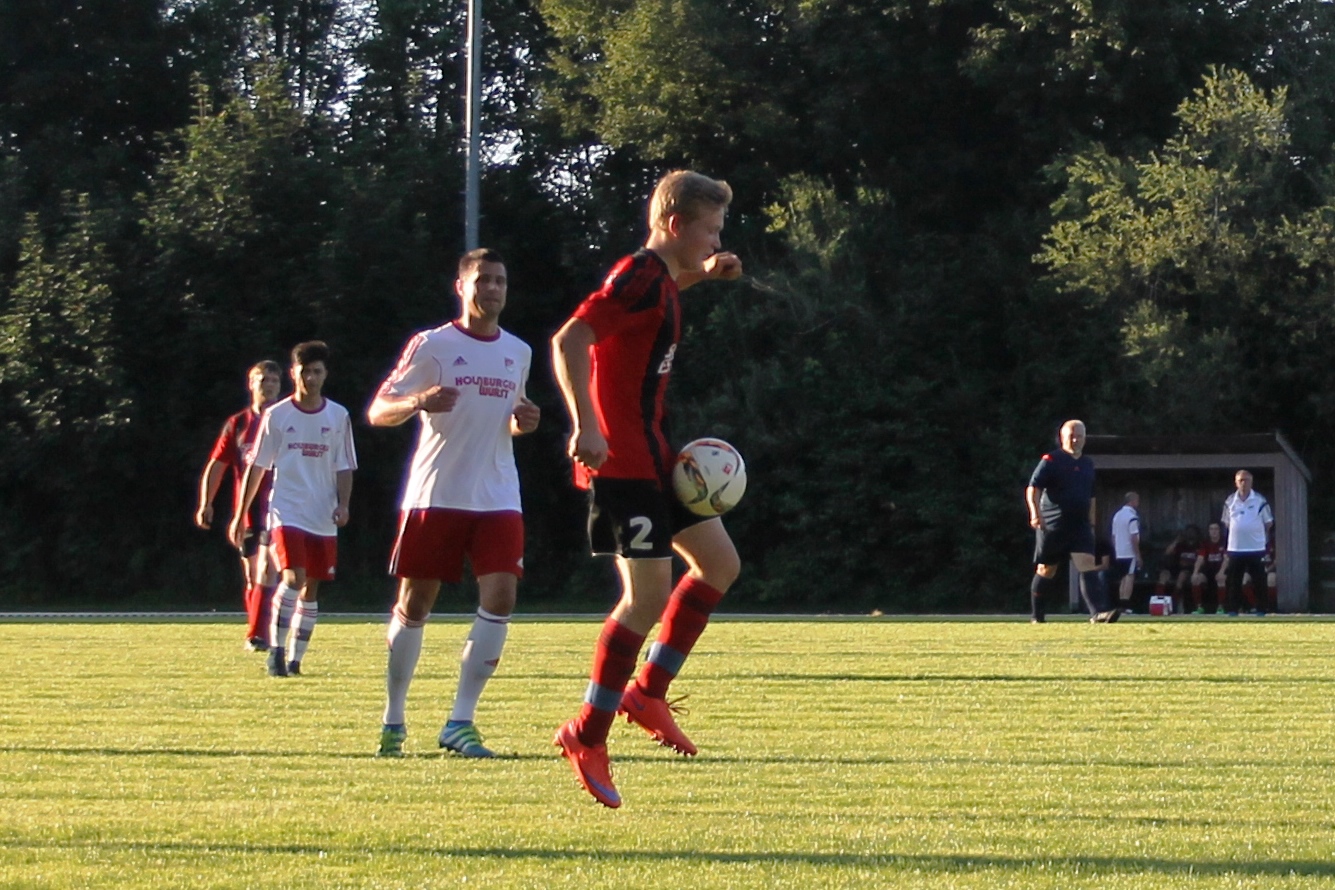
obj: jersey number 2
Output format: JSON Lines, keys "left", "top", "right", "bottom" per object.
{"left": 628, "top": 517, "right": 653, "bottom": 551}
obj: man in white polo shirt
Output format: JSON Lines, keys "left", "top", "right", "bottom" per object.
{"left": 1109, "top": 492, "right": 1143, "bottom": 611}
{"left": 1221, "top": 469, "right": 1274, "bottom": 617}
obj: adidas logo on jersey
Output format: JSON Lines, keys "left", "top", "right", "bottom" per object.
{"left": 453, "top": 356, "right": 468, "bottom": 366}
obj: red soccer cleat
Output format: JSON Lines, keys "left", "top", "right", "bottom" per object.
{"left": 553, "top": 720, "right": 621, "bottom": 808}
{"left": 619, "top": 683, "right": 698, "bottom": 756}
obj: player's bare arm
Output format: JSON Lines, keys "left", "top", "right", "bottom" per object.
{"left": 195, "top": 458, "right": 227, "bottom": 529}
{"left": 333, "top": 469, "right": 353, "bottom": 527}
{"left": 367, "top": 385, "right": 460, "bottom": 427}
{"left": 550, "top": 317, "right": 607, "bottom": 469}
{"left": 1025, "top": 486, "right": 1043, "bottom": 529}
{"left": 677, "top": 251, "right": 743, "bottom": 291}
{"left": 511, "top": 394, "right": 540, "bottom": 436}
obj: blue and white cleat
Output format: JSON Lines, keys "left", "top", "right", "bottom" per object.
{"left": 438, "top": 720, "right": 496, "bottom": 758}
{"left": 377, "top": 724, "right": 407, "bottom": 758}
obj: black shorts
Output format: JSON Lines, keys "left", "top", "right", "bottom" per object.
{"left": 240, "top": 527, "right": 268, "bottom": 559}
{"left": 1110, "top": 557, "right": 1137, "bottom": 585}
{"left": 1033, "top": 517, "right": 1095, "bottom": 566}
{"left": 588, "top": 477, "right": 709, "bottom": 559}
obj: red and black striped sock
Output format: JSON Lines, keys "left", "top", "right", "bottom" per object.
{"left": 576, "top": 618, "right": 645, "bottom": 745}
{"left": 637, "top": 577, "right": 725, "bottom": 698}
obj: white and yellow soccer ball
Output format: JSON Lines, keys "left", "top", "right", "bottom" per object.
{"left": 672, "top": 438, "right": 747, "bottom": 517}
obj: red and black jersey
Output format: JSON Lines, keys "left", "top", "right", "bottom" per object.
{"left": 569, "top": 250, "right": 680, "bottom": 488}
{"left": 1198, "top": 540, "right": 1226, "bottom": 569}
{"left": 1175, "top": 545, "right": 1199, "bottom": 572}
{"left": 208, "top": 407, "right": 270, "bottom": 530}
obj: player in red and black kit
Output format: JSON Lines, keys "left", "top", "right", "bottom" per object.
{"left": 195, "top": 360, "right": 282, "bottom": 649}
{"left": 1191, "top": 521, "right": 1227, "bottom": 613}
{"left": 550, "top": 170, "right": 743, "bottom": 808}
{"left": 1155, "top": 525, "right": 1201, "bottom": 614}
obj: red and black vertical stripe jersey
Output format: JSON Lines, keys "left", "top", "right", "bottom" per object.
{"left": 208, "top": 407, "right": 271, "bottom": 530}
{"left": 569, "top": 249, "right": 680, "bottom": 488}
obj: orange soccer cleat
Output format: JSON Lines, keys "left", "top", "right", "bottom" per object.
{"left": 553, "top": 720, "right": 621, "bottom": 808}
{"left": 619, "top": 683, "right": 697, "bottom": 756}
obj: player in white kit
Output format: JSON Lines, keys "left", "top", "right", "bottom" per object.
{"left": 231, "top": 341, "right": 357, "bottom": 677}
{"left": 368, "top": 248, "right": 539, "bottom": 758}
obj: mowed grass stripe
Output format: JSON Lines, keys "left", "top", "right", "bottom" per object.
{"left": 1, "top": 620, "right": 1333, "bottom": 889}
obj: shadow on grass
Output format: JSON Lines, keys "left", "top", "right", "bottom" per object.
{"left": 4, "top": 839, "right": 1335, "bottom": 877}
{"left": 8, "top": 745, "right": 1335, "bottom": 774}
{"left": 752, "top": 673, "right": 1335, "bottom": 684}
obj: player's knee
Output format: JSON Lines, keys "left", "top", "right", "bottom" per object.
{"left": 700, "top": 547, "right": 741, "bottom": 590}
{"left": 477, "top": 575, "right": 518, "bottom": 616}
{"left": 396, "top": 578, "right": 441, "bottom": 622}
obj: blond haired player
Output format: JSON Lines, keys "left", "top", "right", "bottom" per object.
{"left": 195, "top": 360, "right": 282, "bottom": 650}
{"left": 231, "top": 341, "right": 357, "bottom": 676}
{"left": 367, "top": 248, "right": 538, "bottom": 759}
{"left": 550, "top": 170, "right": 743, "bottom": 807}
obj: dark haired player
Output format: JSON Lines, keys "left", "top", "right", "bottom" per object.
{"left": 1025, "top": 419, "right": 1119, "bottom": 624}
{"left": 1191, "top": 522, "right": 1227, "bottom": 613}
{"left": 368, "top": 248, "right": 539, "bottom": 759}
{"left": 231, "top": 341, "right": 357, "bottom": 675}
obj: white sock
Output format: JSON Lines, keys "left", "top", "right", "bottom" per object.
{"left": 290, "top": 600, "right": 318, "bottom": 664}
{"left": 449, "top": 608, "right": 509, "bottom": 723}
{"left": 383, "top": 609, "right": 425, "bottom": 727}
{"left": 269, "top": 583, "right": 299, "bottom": 651}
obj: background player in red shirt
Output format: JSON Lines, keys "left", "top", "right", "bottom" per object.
{"left": 550, "top": 170, "right": 743, "bottom": 808}
{"left": 194, "top": 360, "right": 282, "bottom": 650}
{"left": 1155, "top": 526, "right": 1201, "bottom": 614}
{"left": 1191, "top": 521, "right": 1228, "bottom": 613}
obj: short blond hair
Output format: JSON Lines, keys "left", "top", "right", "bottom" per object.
{"left": 649, "top": 170, "right": 733, "bottom": 231}
{"left": 248, "top": 360, "right": 282, "bottom": 379}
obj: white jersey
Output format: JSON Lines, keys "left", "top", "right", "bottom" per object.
{"left": 1222, "top": 491, "right": 1273, "bottom": 553}
{"left": 377, "top": 322, "right": 532, "bottom": 512}
{"left": 250, "top": 396, "right": 357, "bottom": 536}
{"left": 1110, "top": 504, "right": 1141, "bottom": 560}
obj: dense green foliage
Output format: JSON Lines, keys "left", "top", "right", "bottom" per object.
{"left": 3, "top": 1, "right": 1335, "bottom": 609}
{"left": 3, "top": 618, "right": 1335, "bottom": 887}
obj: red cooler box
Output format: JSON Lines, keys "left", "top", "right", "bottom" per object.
{"left": 1148, "top": 595, "right": 1174, "bottom": 616}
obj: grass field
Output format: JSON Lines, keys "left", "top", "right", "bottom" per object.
{"left": 2, "top": 616, "right": 1334, "bottom": 889}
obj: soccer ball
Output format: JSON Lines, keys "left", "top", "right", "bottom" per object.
{"left": 672, "top": 438, "right": 747, "bottom": 517}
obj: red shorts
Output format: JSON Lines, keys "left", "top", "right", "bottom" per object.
{"left": 271, "top": 527, "right": 338, "bottom": 581}
{"left": 390, "top": 508, "right": 524, "bottom": 582}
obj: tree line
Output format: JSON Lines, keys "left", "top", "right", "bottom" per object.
{"left": 3, "top": 0, "right": 1335, "bottom": 611}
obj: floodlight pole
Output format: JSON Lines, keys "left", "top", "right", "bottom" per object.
{"left": 464, "top": 0, "right": 482, "bottom": 251}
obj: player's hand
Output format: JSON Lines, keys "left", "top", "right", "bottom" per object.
{"left": 227, "top": 517, "right": 245, "bottom": 551}
{"left": 195, "top": 504, "right": 213, "bottom": 530}
{"left": 513, "top": 397, "right": 540, "bottom": 434}
{"left": 416, "top": 385, "right": 460, "bottom": 414}
{"left": 1029, "top": 516, "right": 1042, "bottom": 530}
{"left": 570, "top": 428, "right": 608, "bottom": 470}
{"left": 333, "top": 505, "right": 350, "bottom": 527}
{"left": 704, "top": 251, "right": 743, "bottom": 281}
